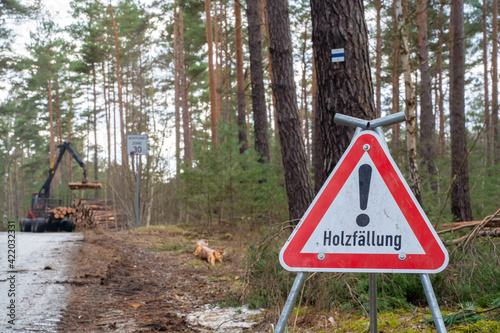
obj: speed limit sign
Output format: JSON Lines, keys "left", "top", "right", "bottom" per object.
{"left": 127, "top": 134, "right": 148, "bottom": 155}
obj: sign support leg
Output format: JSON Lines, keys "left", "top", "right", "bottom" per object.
{"left": 274, "top": 272, "right": 306, "bottom": 333}
{"left": 420, "top": 274, "right": 447, "bottom": 332}
{"left": 369, "top": 273, "right": 377, "bottom": 333}
{"left": 135, "top": 154, "right": 140, "bottom": 229}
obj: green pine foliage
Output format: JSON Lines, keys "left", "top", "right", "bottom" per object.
{"left": 178, "top": 121, "right": 288, "bottom": 226}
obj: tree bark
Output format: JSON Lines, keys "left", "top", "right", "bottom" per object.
{"left": 13, "top": 148, "right": 19, "bottom": 221}
{"left": 55, "top": 76, "right": 62, "bottom": 145}
{"left": 449, "top": 0, "right": 472, "bottom": 221}
{"left": 437, "top": 0, "right": 446, "bottom": 154}
{"left": 223, "top": 6, "right": 230, "bottom": 122}
{"left": 311, "top": 55, "right": 324, "bottom": 194}
{"left": 108, "top": 5, "right": 128, "bottom": 170}
{"left": 392, "top": 0, "right": 401, "bottom": 156}
{"left": 493, "top": 0, "right": 499, "bottom": 163}
{"left": 205, "top": 0, "right": 218, "bottom": 147}
{"left": 173, "top": 1, "right": 181, "bottom": 172}
{"left": 396, "top": 0, "right": 421, "bottom": 202}
{"left": 179, "top": 7, "right": 192, "bottom": 165}
{"left": 262, "top": 0, "right": 278, "bottom": 145}
{"left": 300, "top": 15, "right": 310, "bottom": 161}
{"left": 310, "top": 0, "right": 376, "bottom": 183}
{"left": 48, "top": 78, "right": 55, "bottom": 170}
{"left": 417, "top": 0, "right": 438, "bottom": 192}
{"left": 92, "top": 64, "right": 99, "bottom": 199}
{"left": 375, "top": 0, "right": 382, "bottom": 119}
{"left": 247, "top": 0, "right": 270, "bottom": 162}
{"left": 235, "top": 0, "right": 248, "bottom": 154}
{"left": 67, "top": 88, "right": 73, "bottom": 182}
{"left": 3, "top": 161, "right": 8, "bottom": 230}
{"left": 266, "top": 0, "right": 313, "bottom": 222}
{"left": 484, "top": 0, "right": 492, "bottom": 165}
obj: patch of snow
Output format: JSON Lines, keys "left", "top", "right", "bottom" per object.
{"left": 185, "top": 304, "right": 263, "bottom": 332}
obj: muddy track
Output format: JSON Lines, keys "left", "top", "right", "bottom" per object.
{"left": 57, "top": 231, "right": 236, "bottom": 332}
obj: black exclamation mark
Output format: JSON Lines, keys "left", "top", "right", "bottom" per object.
{"left": 356, "top": 164, "right": 372, "bottom": 227}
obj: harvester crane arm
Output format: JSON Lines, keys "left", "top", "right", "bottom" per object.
{"left": 38, "top": 142, "right": 88, "bottom": 199}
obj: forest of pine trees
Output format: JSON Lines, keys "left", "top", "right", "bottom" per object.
{"left": 1, "top": 0, "right": 500, "bottom": 230}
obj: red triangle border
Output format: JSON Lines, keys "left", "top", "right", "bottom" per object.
{"left": 280, "top": 131, "right": 448, "bottom": 273}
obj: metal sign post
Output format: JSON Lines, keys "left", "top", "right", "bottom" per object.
{"left": 127, "top": 134, "right": 148, "bottom": 229}
{"left": 275, "top": 113, "right": 447, "bottom": 333}
{"left": 134, "top": 152, "right": 140, "bottom": 229}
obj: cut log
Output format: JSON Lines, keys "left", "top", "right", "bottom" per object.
{"left": 68, "top": 181, "right": 103, "bottom": 190}
{"left": 194, "top": 240, "right": 223, "bottom": 265}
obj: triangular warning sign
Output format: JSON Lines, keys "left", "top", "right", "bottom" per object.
{"left": 280, "top": 131, "right": 449, "bottom": 273}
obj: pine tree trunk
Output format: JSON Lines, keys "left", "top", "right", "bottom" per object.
{"left": 205, "top": 0, "right": 218, "bottom": 147}
{"left": 3, "top": 161, "right": 8, "bottom": 230}
{"left": 223, "top": 6, "right": 230, "bottom": 122}
{"left": 13, "top": 148, "right": 19, "bottom": 221}
{"left": 449, "top": 0, "right": 472, "bottom": 221}
{"left": 179, "top": 8, "right": 192, "bottom": 165}
{"left": 67, "top": 89, "right": 73, "bottom": 182}
{"left": 301, "top": 16, "right": 310, "bottom": 161}
{"left": 213, "top": 1, "right": 223, "bottom": 124}
{"left": 492, "top": 0, "right": 499, "bottom": 163}
{"left": 55, "top": 77, "right": 62, "bottom": 145}
{"left": 484, "top": 0, "right": 492, "bottom": 165}
{"left": 262, "top": 0, "right": 278, "bottom": 144}
{"left": 437, "top": 0, "right": 446, "bottom": 154}
{"left": 235, "top": 0, "right": 248, "bottom": 153}
{"left": 311, "top": 55, "right": 324, "bottom": 194}
{"left": 55, "top": 77, "right": 63, "bottom": 188}
{"left": 109, "top": 5, "right": 128, "bottom": 170}
{"left": 48, "top": 78, "right": 55, "bottom": 170}
{"left": 266, "top": 0, "right": 313, "bottom": 222}
{"left": 417, "top": 0, "right": 438, "bottom": 192}
{"left": 396, "top": 0, "right": 421, "bottom": 202}
{"left": 392, "top": 0, "right": 401, "bottom": 156}
{"left": 93, "top": 64, "right": 99, "bottom": 199}
{"left": 310, "top": 0, "right": 376, "bottom": 182}
{"left": 174, "top": 2, "right": 181, "bottom": 171}
{"left": 102, "top": 62, "right": 110, "bottom": 174}
{"left": 375, "top": 0, "right": 382, "bottom": 119}
{"left": 247, "top": 0, "right": 270, "bottom": 162}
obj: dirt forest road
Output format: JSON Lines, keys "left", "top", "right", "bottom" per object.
{"left": 0, "top": 232, "right": 84, "bottom": 332}
{"left": 1, "top": 229, "right": 266, "bottom": 333}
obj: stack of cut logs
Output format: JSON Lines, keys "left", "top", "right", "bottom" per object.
{"left": 68, "top": 199, "right": 123, "bottom": 231}
{"left": 50, "top": 207, "right": 76, "bottom": 220}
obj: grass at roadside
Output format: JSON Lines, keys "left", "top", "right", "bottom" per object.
{"left": 118, "top": 223, "right": 500, "bottom": 332}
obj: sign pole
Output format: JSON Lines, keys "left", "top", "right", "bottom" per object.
{"left": 369, "top": 273, "right": 377, "bottom": 333}
{"left": 135, "top": 152, "right": 140, "bottom": 229}
{"left": 274, "top": 272, "right": 306, "bottom": 333}
{"left": 126, "top": 134, "right": 147, "bottom": 230}
{"left": 420, "top": 274, "right": 447, "bottom": 332}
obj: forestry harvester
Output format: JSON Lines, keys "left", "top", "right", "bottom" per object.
{"left": 19, "top": 142, "right": 103, "bottom": 232}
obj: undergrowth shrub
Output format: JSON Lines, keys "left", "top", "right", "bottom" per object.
{"left": 243, "top": 225, "right": 500, "bottom": 315}
{"left": 178, "top": 122, "right": 288, "bottom": 226}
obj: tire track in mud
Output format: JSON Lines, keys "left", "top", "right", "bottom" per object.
{"left": 58, "top": 231, "right": 231, "bottom": 332}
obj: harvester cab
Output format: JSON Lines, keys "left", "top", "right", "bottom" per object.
{"left": 20, "top": 142, "right": 103, "bottom": 232}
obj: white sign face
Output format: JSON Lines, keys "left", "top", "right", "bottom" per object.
{"left": 300, "top": 153, "right": 424, "bottom": 255}
{"left": 331, "top": 48, "right": 345, "bottom": 63}
{"left": 127, "top": 134, "right": 148, "bottom": 155}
